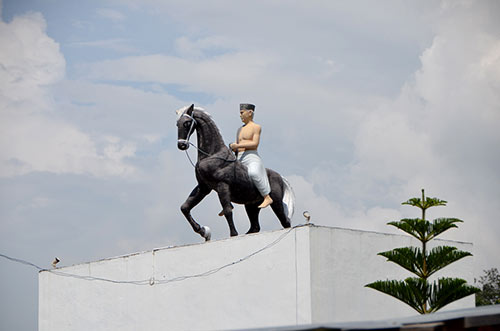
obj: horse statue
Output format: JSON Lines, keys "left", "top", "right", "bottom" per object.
{"left": 176, "top": 104, "right": 295, "bottom": 241}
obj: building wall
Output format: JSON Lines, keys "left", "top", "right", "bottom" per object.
{"left": 308, "top": 226, "right": 475, "bottom": 324}
{"left": 39, "top": 225, "right": 475, "bottom": 331}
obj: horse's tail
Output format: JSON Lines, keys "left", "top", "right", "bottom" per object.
{"left": 281, "top": 176, "right": 295, "bottom": 222}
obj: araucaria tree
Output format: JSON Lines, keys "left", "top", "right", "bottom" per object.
{"left": 366, "top": 189, "right": 479, "bottom": 314}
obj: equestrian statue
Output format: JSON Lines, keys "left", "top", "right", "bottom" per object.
{"left": 176, "top": 104, "right": 295, "bottom": 241}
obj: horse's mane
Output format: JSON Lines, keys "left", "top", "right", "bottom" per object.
{"left": 175, "top": 104, "right": 222, "bottom": 137}
{"left": 175, "top": 105, "right": 213, "bottom": 121}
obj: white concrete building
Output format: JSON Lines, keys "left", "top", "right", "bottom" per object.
{"left": 39, "top": 225, "right": 476, "bottom": 331}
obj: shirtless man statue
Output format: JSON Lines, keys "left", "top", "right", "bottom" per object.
{"left": 230, "top": 103, "right": 273, "bottom": 209}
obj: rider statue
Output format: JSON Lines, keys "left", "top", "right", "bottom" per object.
{"left": 229, "top": 103, "right": 273, "bottom": 209}
{"left": 178, "top": 103, "right": 293, "bottom": 238}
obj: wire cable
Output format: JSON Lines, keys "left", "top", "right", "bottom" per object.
{"left": 0, "top": 226, "right": 297, "bottom": 286}
{"left": 155, "top": 226, "right": 294, "bottom": 285}
{"left": 0, "top": 253, "right": 45, "bottom": 271}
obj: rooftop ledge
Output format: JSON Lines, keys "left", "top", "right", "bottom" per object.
{"left": 39, "top": 224, "right": 476, "bottom": 331}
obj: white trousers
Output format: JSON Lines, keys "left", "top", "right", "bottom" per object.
{"left": 237, "top": 150, "right": 271, "bottom": 196}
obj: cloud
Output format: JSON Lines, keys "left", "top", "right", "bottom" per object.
{"left": 96, "top": 8, "right": 126, "bottom": 22}
{"left": 0, "top": 112, "right": 136, "bottom": 177}
{"left": 286, "top": 174, "right": 403, "bottom": 234}
{"left": 120, "top": 0, "right": 440, "bottom": 96}
{"left": 174, "top": 35, "right": 234, "bottom": 59}
{"left": 54, "top": 79, "right": 184, "bottom": 138}
{"left": 79, "top": 51, "right": 279, "bottom": 97}
{"left": 0, "top": 12, "right": 136, "bottom": 178}
{"left": 67, "top": 38, "right": 139, "bottom": 53}
{"left": 340, "top": 1, "right": 500, "bottom": 270}
{"left": 0, "top": 12, "right": 64, "bottom": 104}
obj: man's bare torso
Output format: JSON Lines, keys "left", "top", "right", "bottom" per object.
{"left": 237, "top": 122, "right": 261, "bottom": 153}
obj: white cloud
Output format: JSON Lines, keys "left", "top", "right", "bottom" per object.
{"left": 96, "top": 8, "right": 126, "bottom": 22}
{"left": 0, "top": 12, "right": 136, "bottom": 178}
{"left": 79, "top": 51, "right": 279, "bottom": 97}
{"left": 67, "top": 38, "right": 139, "bottom": 53}
{"left": 0, "top": 12, "right": 64, "bottom": 106}
{"left": 54, "top": 79, "right": 184, "bottom": 139}
{"left": 0, "top": 112, "right": 133, "bottom": 177}
{"left": 174, "top": 35, "right": 233, "bottom": 59}
{"left": 287, "top": 174, "right": 402, "bottom": 233}
{"left": 343, "top": 2, "right": 500, "bottom": 270}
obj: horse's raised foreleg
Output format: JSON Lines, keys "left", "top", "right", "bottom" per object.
{"left": 181, "top": 184, "right": 212, "bottom": 241}
{"left": 244, "top": 203, "right": 261, "bottom": 234}
{"left": 216, "top": 183, "right": 238, "bottom": 237}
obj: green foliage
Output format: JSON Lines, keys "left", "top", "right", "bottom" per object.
{"left": 366, "top": 277, "right": 479, "bottom": 314}
{"left": 428, "top": 278, "right": 480, "bottom": 313}
{"left": 402, "top": 197, "right": 447, "bottom": 210}
{"left": 379, "top": 247, "right": 423, "bottom": 276}
{"left": 365, "top": 189, "right": 479, "bottom": 314}
{"left": 366, "top": 278, "right": 428, "bottom": 314}
{"left": 379, "top": 246, "right": 472, "bottom": 278}
{"left": 425, "top": 246, "right": 472, "bottom": 277}
{"left": 387, "top": 218, "right": 463, "bottom": 243}
{"left": 476, "top": 268, "right": 500, "bottom": 306}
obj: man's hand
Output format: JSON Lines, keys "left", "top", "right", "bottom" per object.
{"left": 230, "top": 143, "right": 238, "bottom": 151}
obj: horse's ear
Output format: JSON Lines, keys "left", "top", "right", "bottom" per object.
{"left": 187, "top": 104, "right": 194, "bottom": 116}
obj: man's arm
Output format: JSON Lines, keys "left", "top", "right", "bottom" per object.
{"left": 230, "top": 125, "right": 261, "bottom": 151}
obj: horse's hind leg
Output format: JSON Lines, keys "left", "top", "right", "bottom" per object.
{"left": 245, "top": 203, "right": 261, "bottom": 234}
{"left": 269, "top": 178, "right": 291, "bottom": 229}
{"left": 216, "top": 183, "right": 238, "bottom": 237}
{"left": 270, "top": 199, "right": 291, "bottom": 229}
{"left": 181, "top": 184, "right": 211, "bottom": 240}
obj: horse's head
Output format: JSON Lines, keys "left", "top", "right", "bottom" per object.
{"left": 176, "top": 104, "right": 197, "bottom": 150}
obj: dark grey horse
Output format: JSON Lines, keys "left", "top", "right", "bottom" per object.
{"left": 176, "top": 104, "right": 295, "bottom": 241}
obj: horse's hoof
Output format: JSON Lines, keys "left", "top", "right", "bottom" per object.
{"left": 246, "top": 227, "right": 260, "bottom": 234}
{"left": 201, "top": 226, "right": 211, "bottom": 241}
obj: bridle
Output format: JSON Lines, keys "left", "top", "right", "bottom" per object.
{"left": 177, "top": 112, "right": 237, "bottom": 167}
{"left": 177, "top": 113, "right": 197, "bottom": 147}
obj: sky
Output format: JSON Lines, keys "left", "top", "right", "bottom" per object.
{"left": 1, "top": 0, "right": 499, "bottom": 330}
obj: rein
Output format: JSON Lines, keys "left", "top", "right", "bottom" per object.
{"left": 178, "top": 113, "right": 237, "bottom": 167}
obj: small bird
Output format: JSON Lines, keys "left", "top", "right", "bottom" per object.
{"left": 303, "top": 211, "right": 311, "bottom": 224}
{"left": 52, "top": 257, "right": 60, "bottom": 268}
